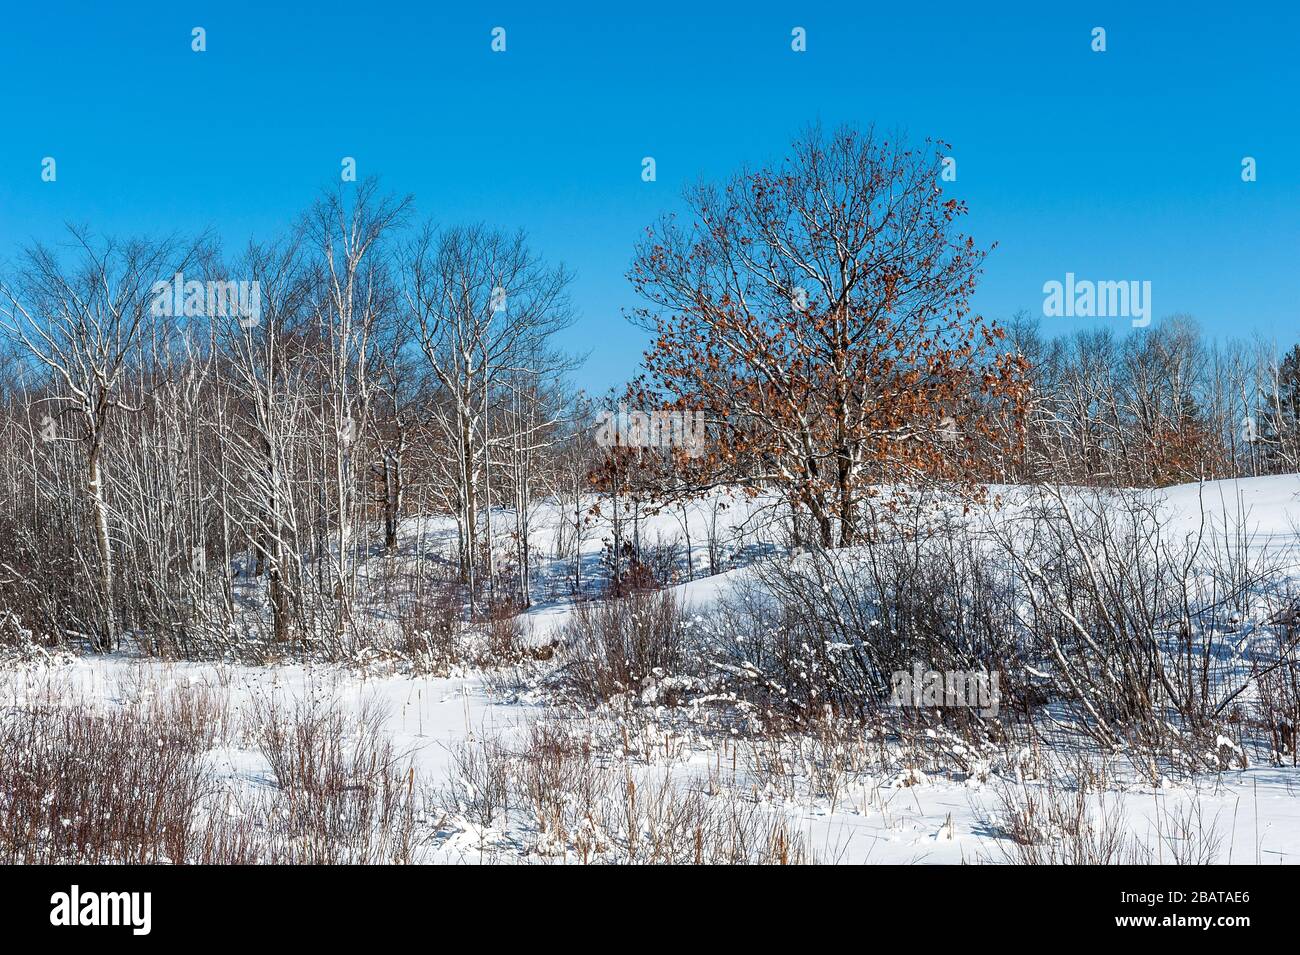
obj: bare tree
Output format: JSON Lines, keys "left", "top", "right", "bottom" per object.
{"left": 403, "top": 223, "right": 573, "bottom": 614}
{"left": 306, "top": 181, "right": 410, "bottom": 642}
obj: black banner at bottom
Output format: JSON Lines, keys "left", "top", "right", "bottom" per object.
{"left": 0, "top": 865, "right": 1278, "bottom": 940}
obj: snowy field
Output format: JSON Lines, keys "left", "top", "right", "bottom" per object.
{"left": 3, "top": 474, "right": 1299, "bottom": 864}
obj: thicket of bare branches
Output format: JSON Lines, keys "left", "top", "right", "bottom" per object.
{"left": 544, "top": 489, "right": 1299, "bottom": 780}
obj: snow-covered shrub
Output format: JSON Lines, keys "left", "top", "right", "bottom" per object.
{"left": 706, "top": 513, "right": 1022, "bottom": 739}
{"left": 0, "top": 609, "right": 73, "bottom": 670}
{"left": 990, "top": 486, "right": 1269, "bottom": 777}
{"left": 555, "top": 590, "right": 689, "bottom": 704}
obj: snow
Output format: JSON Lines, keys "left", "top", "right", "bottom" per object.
{"left": 4, "top": 474, "right": 1300, "bottom": 864}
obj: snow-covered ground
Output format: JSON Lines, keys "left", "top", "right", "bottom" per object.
{"left": 4, "top": 475, "right": 1299, "bottom": 864}
{"left": 8, "top": 651, "right": 1300, "bottom": 863}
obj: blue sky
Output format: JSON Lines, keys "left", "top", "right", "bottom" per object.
{"left": 1, "top": 1, "right": 1297, "bottom": 391}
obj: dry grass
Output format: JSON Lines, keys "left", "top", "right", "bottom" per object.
{"left": 439, "top": 717, "right": 812, "bottom": 864}
{"left": 985, "top": 756, "right": 1224, "bottom": 865}
{"left": 250, "top": 696, "right": 422, "bottom": 864}
{"left": 0, "top": 683, "right": 225, "bottom": 863}
{"left": 0, "top": 677, "right": 426, "bottom": 864}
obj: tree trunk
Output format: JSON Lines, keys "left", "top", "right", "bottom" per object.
{"left": 88, "top": 443, "right": 117, "bottom": 650}
{"left": 837, "top": 451, "right": 856, "bottom": 547}
{"left": 383, "top": 447, "right": 402, "bottom": 551}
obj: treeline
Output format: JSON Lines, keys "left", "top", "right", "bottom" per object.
{"left": 0, "top": 127, "right": 1296, "bottom": 658}
{"left": 0, "top": 182, "right": 587, "bottom": 654}
{"left": 1008, "top": 314, "right": 1300, "bottom": 486}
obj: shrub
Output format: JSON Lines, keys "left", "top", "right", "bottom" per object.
{"left": 555, "top": 591, "right": 687, "bottom": 703}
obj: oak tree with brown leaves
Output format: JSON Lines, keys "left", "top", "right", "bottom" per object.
{"left": 629, "top": 125, "right": 1027, "bottom": 547}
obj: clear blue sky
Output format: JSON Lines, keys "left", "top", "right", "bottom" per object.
{"left": 2, "top": 1, "right": 1297, "bottom": 391}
